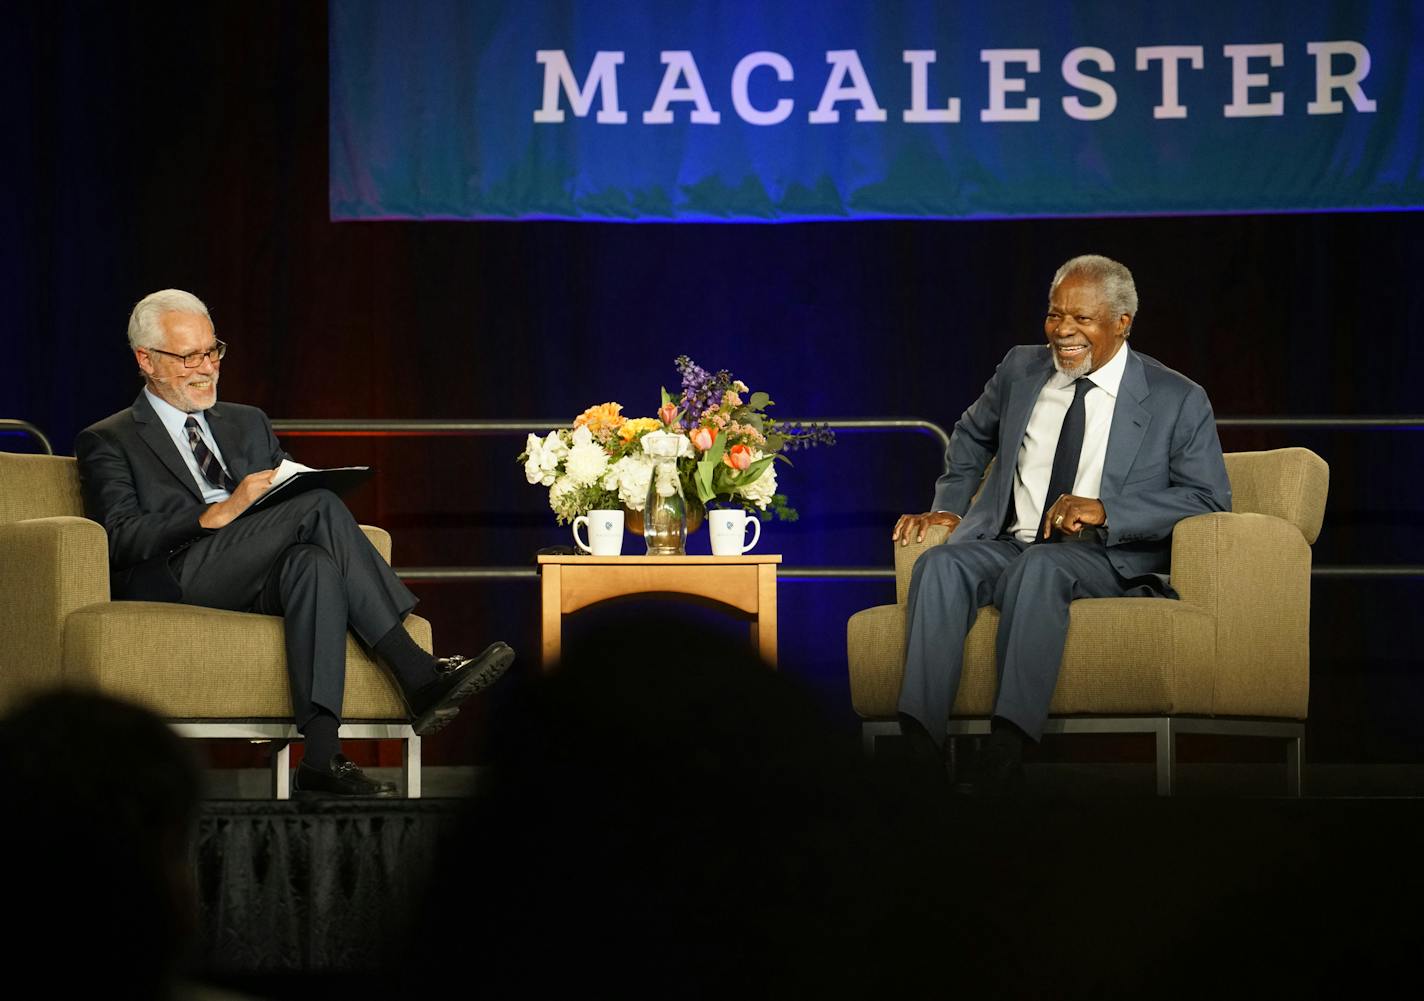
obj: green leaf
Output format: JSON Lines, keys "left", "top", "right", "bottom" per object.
{"left": 749, "top": 391, "right": 771, "bottom": 410}
{"left": 660, "top": 386, "right": 673, "bottom": 406}
{"left": 736, "top": 455, "right": 775, "bottom": 487}
{"left": 694, "top": 432, "right": 727, "bottom": 502}
{"left": 764, "top": 433, "right": 786, "bottom": 452}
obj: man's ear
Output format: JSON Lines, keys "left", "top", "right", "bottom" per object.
{"left": 1117, "top": 313, "right": 1132, "bottom": 339}
{"left": 135, "top": 347, "right": 155, "bottom": 377}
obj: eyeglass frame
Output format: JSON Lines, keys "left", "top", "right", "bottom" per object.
{"left": 143, "top": 340, "right": 227, "bottom": 368}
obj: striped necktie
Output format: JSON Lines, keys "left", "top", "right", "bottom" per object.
{"left": 184, "top": 416, "right": 236, "bottom": 492}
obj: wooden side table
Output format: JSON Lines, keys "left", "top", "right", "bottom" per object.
{"left": 536, "top": 554, "right": 782, "bottom": 670}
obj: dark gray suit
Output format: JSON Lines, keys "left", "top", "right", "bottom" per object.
{"left": 898, "top": 345, "right": 1232, "bottom": 740}
{"left": 76, "top": 392, "right": 416, "bottom": 725}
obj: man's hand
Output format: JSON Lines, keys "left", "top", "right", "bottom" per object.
{"left": 199, "top": 469, "right": 278, "bottom": 530}
{"left": 892, "top": 511, "right": 962, "bottom": 547}
{"left": 1041, "top": 494, "right": 1106, "bottom": 540}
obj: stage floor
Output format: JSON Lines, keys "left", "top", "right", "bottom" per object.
{"left": 202, "top": 762, "right": 1424, "bottom": 799}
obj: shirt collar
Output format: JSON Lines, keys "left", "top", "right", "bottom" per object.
{"left": 1048, "top": 341, "right": 1130, "bottom": 399}
{"left": 144, "top": 386, "right": 210, "bottom": 437}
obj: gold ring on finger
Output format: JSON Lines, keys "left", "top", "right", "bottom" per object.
{"left": 1054, "top": 514, "right": 1064, "bottom": 526}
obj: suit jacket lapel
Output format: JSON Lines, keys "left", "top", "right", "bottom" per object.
{"left": 204, "top": 403, "right": 246, "bottom": 482}
{"left": 1101, "top": 349, "right": 1152, "bottom": 495}
{"left": 130, "top": 391, "right": 204, "bottom": 502}
{"left": 1003, "top": 351, "right": 1055, "bottom": 462}
{"left": 987, "top": 351, "right": 1055, "bottom": 525}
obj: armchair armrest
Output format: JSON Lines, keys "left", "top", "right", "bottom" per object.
{"left": 0, "top": 516, "right": 110, "bottom": 710}
{"left": 1170, "top": 512, "right": 1312, "bottom": 718}
{"left": 893, "top": 524, "right": 952, "bottom": 605}
{"left": 360, "top": 525, "right": 392, "bottom": 564}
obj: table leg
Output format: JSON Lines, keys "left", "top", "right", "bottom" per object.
{"left": 541, "top": 563, "right": 562, "bottom": 672}
{"left": 754, "top": 562, "right": 777, "bottom": 668}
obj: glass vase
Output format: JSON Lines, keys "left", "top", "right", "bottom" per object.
{"left": 642, "top": 434, "right": 689, "bottom": 555}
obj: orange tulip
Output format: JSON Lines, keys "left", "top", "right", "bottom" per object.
{"left": 723, "top": 443, "right": 753, "bottom": 471}
{"left": 690, "top": 426, "right": 717, "bottom": 452}
{"left": 658, "top": 401, "right": 679, "bottom": 426}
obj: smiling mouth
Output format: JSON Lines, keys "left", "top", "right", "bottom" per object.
{"left": 1055, "top": 343, "right": 1089, "bottom": 355}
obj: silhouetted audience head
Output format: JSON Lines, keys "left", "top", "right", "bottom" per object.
{"left": 1, "top": 690, "right": 201, "bottom": 998}
{"left": 402, "top": 612, "right": 953, "bottom": 998}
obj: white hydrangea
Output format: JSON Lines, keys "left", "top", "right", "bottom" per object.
{"left": 654, "top": 460, "right": 681, "bottom": 498}
{"left": 564, "top": 425, "right": 609, "bottom": 487}
{"left": 603, "top": 453, "right": 655, "bottom": 511}
{"left": 523, "top": 431, "right": 566, "bottom": 487}
{"left": 735, "top": 451, "right": 777, "bottom": 509}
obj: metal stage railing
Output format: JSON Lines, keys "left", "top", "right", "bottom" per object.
{"left": 2, "top": 416, "right": 1417, "bottom": 578}
{"left": 0, "top": 418, "right": 55, "bottom": 455}
{"left": 269, "top": 416, "right": 1424, "bottom": 583}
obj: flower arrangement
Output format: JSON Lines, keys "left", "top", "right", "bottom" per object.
{"left": 520, "top": 356, "right": 835, "bottom": 526}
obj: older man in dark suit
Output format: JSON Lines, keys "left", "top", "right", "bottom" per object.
{"left": 76, "top": 289, "right": 514, "bottom": 797}
{"left": 893, "top": 256, "right": 1232, "bottom": 795}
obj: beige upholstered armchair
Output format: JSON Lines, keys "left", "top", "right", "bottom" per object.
{"left": 0, "top": 451, "right": 431, "bottom": 797}
{"left": 847, "top": 448, "right": 1329, "bottom": 795}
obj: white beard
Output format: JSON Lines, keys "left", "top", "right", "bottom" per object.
{"left": 1052, "top": 349, "right": 1093, "bottom": 378}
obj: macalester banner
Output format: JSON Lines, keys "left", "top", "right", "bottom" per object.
{"left": 329, "top": 0, "right": 1424, "bottom": 221}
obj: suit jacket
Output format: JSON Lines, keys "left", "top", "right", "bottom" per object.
{"left": 931, "top": 345, "right": 1232, "bottom": 589}
{"left": 75, "top": 392, "right": 289, "bottom": 601}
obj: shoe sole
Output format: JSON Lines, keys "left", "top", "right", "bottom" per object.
{"left": 411, "top": 642, "right": 515, "bottom": 737}
{"left": 292, "top": 785, "right": 401, "bottom": 799}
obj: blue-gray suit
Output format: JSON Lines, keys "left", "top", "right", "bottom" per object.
{"left": 898, "top": 344, "right": 1232, "bottom": 740}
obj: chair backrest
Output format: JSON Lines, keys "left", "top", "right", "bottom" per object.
{"left": 893, "top": 446, "right": 1329, "bottom": 604}
{"left": 1223, "top": 448, "right": 1329, "bottom": 544}
{"left": 0, "top": 453, "right": 84, "bottom": 525}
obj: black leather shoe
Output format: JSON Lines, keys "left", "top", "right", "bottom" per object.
{"left": 293, "top": 753, "right": 400, "bottom": 798}
{"left": 404, "top": 641, "right": 516, "bottom": 736}
{"left": 954, "top": 739, "right": 1026, "bottom": 798}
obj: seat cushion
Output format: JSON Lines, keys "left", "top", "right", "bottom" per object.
{"left": 61, "top": 601, "right": 431, "bottom": 720}
{"left": 848, "top": 597, "right": 1215, "bottom": 719}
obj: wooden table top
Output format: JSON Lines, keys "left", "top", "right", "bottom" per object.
{"left": 537, "top": 554, "right": 782, "bottom": 566}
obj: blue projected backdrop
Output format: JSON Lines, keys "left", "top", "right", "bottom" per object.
{"left": 329, "top": 0, "right": 1424, "bottom": 221}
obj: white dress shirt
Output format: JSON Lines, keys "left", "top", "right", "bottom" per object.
{"left": 144, "top": 388, "right": 233, "bottom": 504}
{"left": 1006, "top": 343, "right": 1130, "bottom": 543}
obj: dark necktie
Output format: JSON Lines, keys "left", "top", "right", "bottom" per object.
{"left": 1038, "top": 377, "right": 1095, "bottom": 543}
{"left": 184, "top": 416, "right": 236, "bottom": 492}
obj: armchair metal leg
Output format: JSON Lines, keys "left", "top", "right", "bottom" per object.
{"left": 1286, "top": 734, "right": 1304, "bottom": 798}
{"left": 271, "top": 741, "right": 292, "bottom": 800}
{"left": 403, "top": 734, "right": 422, "bottom": 799}
{"left": 1154, "top": 719, "right": 1175, "bottom": 797}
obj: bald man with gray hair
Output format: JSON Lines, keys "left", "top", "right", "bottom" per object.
{"left": 891, "top": 256, "right": 1231, "bottom": 795}
{"left": 76, "top": 290, "right": 515, "bottom": 797}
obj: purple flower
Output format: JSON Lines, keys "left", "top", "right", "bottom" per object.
{"left": 674, "top": 355, "right": 732, "bottom": 429}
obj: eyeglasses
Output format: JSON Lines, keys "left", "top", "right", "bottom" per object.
{"left": 145, "top": 340, "right": 227, "bottom": 368}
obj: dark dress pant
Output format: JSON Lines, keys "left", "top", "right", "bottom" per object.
{"left": 171, "top": 489, "right": 417, "bottom": 726}
{"left": 897, "top": 536, "right": 1156, "bottom": 742}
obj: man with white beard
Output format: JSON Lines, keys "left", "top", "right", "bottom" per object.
{"left": 891, "top": 255, "right": 1231, "bottom": 795}
{"left": 76, "top": 289, "right": 514, "bottom": 796}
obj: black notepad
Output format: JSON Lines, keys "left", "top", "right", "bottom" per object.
{"left": 239, "top": 466, "right": 374, "bottom": 517}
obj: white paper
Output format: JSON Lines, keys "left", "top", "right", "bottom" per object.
{"left": 271, "top": 459, "right": 316, "bottom": 488}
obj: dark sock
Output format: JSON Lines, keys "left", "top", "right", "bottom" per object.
{"left": 987, "top": 716, "right": 1028, "bottom": 758}
{"left": 898, "top": 714, "right": 944, "bottom": 762}
{"left": 375, "top": 623, "right": 438, "bottom": 692}
{"left": 302, "top": 710, "right": 341, "bottom": 768}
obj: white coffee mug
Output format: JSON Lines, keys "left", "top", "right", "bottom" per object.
{"left": 709, "top": 508, "right": 761, "bottom": 556}
{"left": 573, "top": 509, "right": 625, "bottom": 556}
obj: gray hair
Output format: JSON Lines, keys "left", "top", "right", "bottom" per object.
{"left": 127, "top": 289, "right": 211, "bottom": 350}
{"left": 1049, "top": 255, "right": 1138, "bottom": 333}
